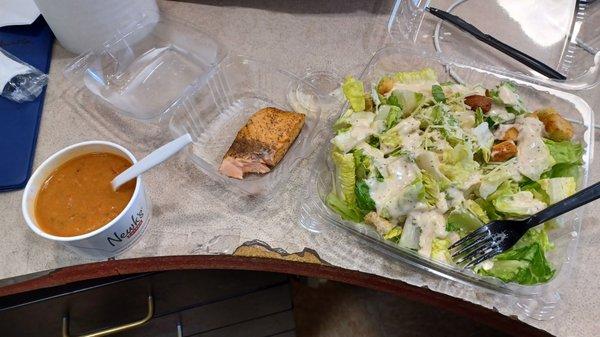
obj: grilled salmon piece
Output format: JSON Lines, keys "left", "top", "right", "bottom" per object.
{"left": 219, "top": 107, "right": 305, "bottom": 179}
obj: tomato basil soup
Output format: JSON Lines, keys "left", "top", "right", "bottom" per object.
{"left": 35, "top": 153, "right": 136, "bottom": 237}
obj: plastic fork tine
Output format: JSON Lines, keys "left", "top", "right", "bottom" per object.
{"left": 452, "top": 235, "right": 493, "bottom": 260}
{"left": 449, "top": 225, "right": 490, "bottom": 250}
{"left": 465, "top": 248, "right": 500, "bottom": 269}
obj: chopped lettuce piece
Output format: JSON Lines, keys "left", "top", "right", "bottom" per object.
{"left": 432, "top": 84, "right": 446, "bottom": 102}
{"left": 492, "top": 191, "right": 546, "bottom": 216}
{"left": 332, "top": 152, "right": 356, "bottom": 205}
{"left": 431, "top": 238, "right": 452, "bottom": 263}
{"left": 479, "top": 162, "right": 514, "bottom": 199}
{"left": 398, "top": 90, "right": 424, "bottom": 115}
{"left": 379, "top": 131, "right": 401, "bottom": 152}
{"left": 446, "top": 206, "right": 484, "bottom": 236}
{"left": 465, "top": 199, "right": 490, "bottom": 223}
{"left": 385, "top": 105, "right": 402, "bottom": 129}
{"left": 520, "top": 179, "right": 550, "bottom": 205}
{"left": 487, "top": 180, "right": 519, "bottom": 201}
{"left": 544, "top": 139, "right": 584, "bottom": 165}
{"left": 333, "top": 108, "right": 354, "bottom": 134}
{"left": 440, "top": 143, "right": 480, "bottom": 190}
{"left": 383, "top": 226, "right": 403, "bottom": 243}
{"left": 474, "top": 107, "right": 484, "bottom": 126}
{"left": 416, "top": 151, "right": 451, "bottom": 189}
{"left": 542, "top": 163, "right": 581, "bottom": 179}
{"left": 421, "top": 171, "right": 440, "bottom": 207}
{"left": 399, "top": 215, "right": 421, "bottom": 250}
{"left": 474, "top": 198, "right": 501, "bottom": 221}
{"left": 342, "top": 76, "right": 366, "bottom": 112}
{"left": 332, "top": 112, "right": 375, "bottom": 152}
{"left": 353, "top": 149, "right": 372, "bottom": 181}
{"left": 477, "top": 229, "right": 554, "bottom": 284}
{"left": 355, "top": 180, "right": 376, "bottom": 213}
{"left": 326, "top": 193, "right": 362, "bottom": 222}
{"left": 538, "top": 177, "right": 576, "bottom": 204}
{"left": 393, "top": 68, "right": 437, "bottom": 84}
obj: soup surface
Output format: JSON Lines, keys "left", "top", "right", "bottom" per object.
{"left": 35, "top": 152, "right": 136, "bottom": 237}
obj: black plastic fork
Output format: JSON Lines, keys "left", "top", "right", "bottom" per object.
{"left": 449, "top": 181, "right": 600, "bottom": 268}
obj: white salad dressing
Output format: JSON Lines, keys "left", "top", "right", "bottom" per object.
{"left": 365, "top": 156, "right": 422, "bottom": 220}
{"left": 516, "top": 117, "right": 554, "bottom": 180}
{"left": 402, "top": 210, "right": 446, "bottom": 257}
{"left": 498, "top": 85, "right": 519, "bottom": 105}
{"left": 389, "top": 81, "right": 437, "bottom": 96}
{"left": 332, "top": 112, "right": 375, "bottom": 152}
{"left": 488, "top": 107, "right": 516, "bottom": 124}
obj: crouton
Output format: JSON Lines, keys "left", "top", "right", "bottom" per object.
{"left": 464, "top": 95, "right": 492, "bottom": 113}
{"left": 533, "top": 108, "right": 573, "bottom": 141}
{"left": 377, "top": 77, "right": 394, "bottom": 95}
{"left": 501, "top": 127, "right": 519, "bottom": 142}
{"left": 364, "top": 212, "right": 394, "bottom": 235}
{"left": 491, "top": 140, "right": 517, "bottom": 162}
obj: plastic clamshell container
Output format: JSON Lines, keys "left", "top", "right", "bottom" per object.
{"left": 64, "top": 12, "right": 227, "bottom": 122}
{"left": 388, "top": 0, "right": 600, "bottom": 90}
{"left": 168, "top": 55, "right": 322, "bottom": 196}
{"left": 299, "top": 46, "right": 594, "bottom": 320}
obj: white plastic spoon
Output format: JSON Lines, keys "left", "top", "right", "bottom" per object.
{"left": 111, "top": 133, "right": 193, "bottom": 191}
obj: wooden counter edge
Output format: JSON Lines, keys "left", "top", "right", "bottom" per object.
{"left": 0, "top": 255, "right": 551, "bottom": 337}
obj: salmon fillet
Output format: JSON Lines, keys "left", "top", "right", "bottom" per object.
{"left": 219, "top": 107, "right": 306, "bottom": 179}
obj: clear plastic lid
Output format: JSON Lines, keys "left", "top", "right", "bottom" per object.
{"left": 64, "top": 12, "right": 227, "bottom": 122}
{"left": 388, "top": 0, "right": 600, "bottom": 90}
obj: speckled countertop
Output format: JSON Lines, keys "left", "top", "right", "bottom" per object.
{"left": 1, "top": 1, "right": 599, "bottom": 336}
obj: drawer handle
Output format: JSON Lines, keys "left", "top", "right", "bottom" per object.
{"left": 62, "top": 295, "right": 154, "bottom": 337}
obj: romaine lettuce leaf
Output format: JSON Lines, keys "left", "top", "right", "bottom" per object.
{"left": 432, "top": 84, "right": 446, "bottom": 103}
{"left": 355, "top": 180, "right": 376, "bottom": 213}
{"left": 353, "top": 149, "right": 372, "bottom": 181}
{"left": 385, "top": 105, "right": 402, "bottom": 129}
{"left": 393, "top": 68, "right": 437, "bottom": 84}
{"left": 538, "top": 177, "right": 576, "bottom": 204}
{"left": 544, "top": 139, "right": 584, "bottom": 165}
{"left": 446, "top": 206, "right": 483, "bottom": 236}
{"left": 326, "top": 193, "right": 362, "bottom": 222}
{"left": 492, "top": 191, "right": 546, "bottom": 216}
{"left": 342, "top": 76, "right": 366, "bottom": 112}
{"left": 474, "top": 198, "right": 501, "bottom": 221}
{"left": 479, "top": 163, "right": 513, "bottom": 199}
{"left": 383, "top": 226, "right": 403, "bottom": 243}
{"left": 541, "top": 163, "right": 581, "bottom": 179}
{"left": 477, "top": 229, "right": 554, "bottom": 284}
{"left": 421, "top": 171, "right": 440, "bottom": 207}
{"left": 431, "top": 237, "right": 451, "bottom": 263}
{"left": 332, "top": 152, "right": 356, "bottom": 205}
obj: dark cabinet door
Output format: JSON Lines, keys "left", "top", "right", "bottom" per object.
{"left": 0, "top": 270, "right": 293, "bottom": 337}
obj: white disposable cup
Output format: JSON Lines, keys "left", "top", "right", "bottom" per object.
{"left": 22, "top": 141, "right": 151, "bottom": 258}
{"left": 33, "top": 0, "right": 159, "bottom": 54}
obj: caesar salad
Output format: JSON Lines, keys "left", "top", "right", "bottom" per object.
{"left": 326, "top": 68, "right": 584, "bottom": 285}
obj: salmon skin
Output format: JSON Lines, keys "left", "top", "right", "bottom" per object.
{"left": 219, "top": 107, "right": 305, "bottom": 179}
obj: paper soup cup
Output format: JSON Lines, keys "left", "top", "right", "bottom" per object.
{"left": 22, "top": 141, "right": 151, "bottom": 258}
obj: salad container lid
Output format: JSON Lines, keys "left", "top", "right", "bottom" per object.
{"left": 64, "top": 11, "right": 228, "bottom": 122}
{"left": 388, "top": 0, "right": 600, "bottom": 90}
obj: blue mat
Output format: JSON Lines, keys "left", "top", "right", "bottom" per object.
{"left": 0, "top": 17, "right": 54, "bottom": 191}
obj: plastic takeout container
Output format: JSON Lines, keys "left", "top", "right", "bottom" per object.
{"left": 65, "top": 13, "right": 322, "bottom": 196}
{"left": 387, "top": 0, "right": 600, "bottom": 90}
{"left": 300, "top": 46, "right": 594, "bottom": 320}
{"left": 168, "top": 55, "right": 321, "bottom": 195}
{"left": 65, "top": 13, "right": 226, "bottom": 122}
